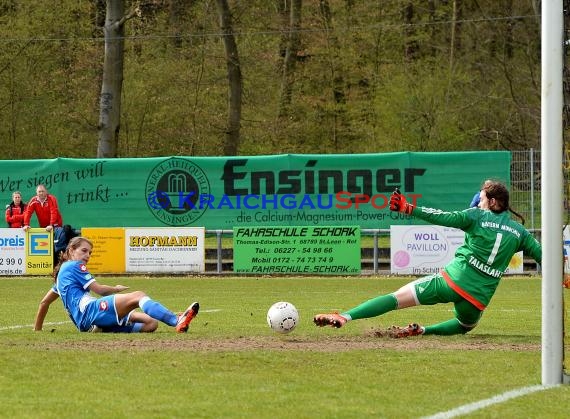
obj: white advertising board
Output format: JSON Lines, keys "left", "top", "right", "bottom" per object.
{"left": 0, "top": 229, "right": 25, "bottom": 275}
{"left": 125, "top": 227, "right": 205, "bottom": 273}
{"left": 390, "top": 225, "right": 523, "bottom": 275}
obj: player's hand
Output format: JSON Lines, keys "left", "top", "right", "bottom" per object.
{"left": 115, "top": 285, "right": 129, "bottom": 293}
{"left": 389, "top": 188, "right": 414, "bottom": 215}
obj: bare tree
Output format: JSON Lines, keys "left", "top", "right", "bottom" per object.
{"left": 216, "top": 0, "right": 242, "bottom": 156}
{"left": 168, "top": 0, "right": 185, "bottom": 49}
{"left": 449, "top": 0, "right": 462, "bottom": 70}
{"left": 402, "top": 1, "right": 418, "bottom": 60}
{"left": 97, "top": 0, "right": 138, "bottom": 158}
{"left": 278, "top": 0, "right": 302, "bottom": 117}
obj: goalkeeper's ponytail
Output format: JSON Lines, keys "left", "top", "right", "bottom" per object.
{"left": 483, "top": 180, "right": 525, "bottom": 224}
{"left": 508, "top": 207, "right": 526, "bottom": 225}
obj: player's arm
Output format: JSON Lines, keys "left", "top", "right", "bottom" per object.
{"left": 34, "top": 288, "right": 59, "bottom": 331}
{"left": 521, "top": 231, "right": 542, "bottom": 266}
{"left": 389, "top": 188, "right": 472, "bottom": 229}
{"left": 88, "top": 281, "right": 129, "bottom": 296}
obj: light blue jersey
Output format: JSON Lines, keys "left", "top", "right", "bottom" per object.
{"left": 56, "top": 260, "right": 133, "bottom": 332}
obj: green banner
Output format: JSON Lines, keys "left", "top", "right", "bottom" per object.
{"left": 0, "top": 152, "right": 510, "bottom": 229}
{"left": 233, "top": 226, "right": 361, "bottom": 275}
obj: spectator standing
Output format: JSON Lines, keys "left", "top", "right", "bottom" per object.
{"left": 5, "top": 191, "right": 27, "bottom": 228}
{"left": 23, "top": 184, "right": 63, "bottom": 232}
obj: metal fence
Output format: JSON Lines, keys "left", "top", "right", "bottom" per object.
{"left": 511, "top": 149, "right": 542, "bottom": 231}
{"left": 511, "top": 148, "right": 570, "bottom": 231}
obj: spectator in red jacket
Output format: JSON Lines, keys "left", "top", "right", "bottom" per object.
{"left": 5, "top": 191, "right": 27, "bottom": 228}
{"left": 23, "top": 184, "right": 63, "bottom": 232}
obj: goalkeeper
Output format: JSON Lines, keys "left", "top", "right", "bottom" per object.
{"left": 314, "top": 180, "right": 542, "bottom": 337}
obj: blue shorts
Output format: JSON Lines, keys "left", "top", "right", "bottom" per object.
{"left": 79, "top": 295, "right": 135, "bottom": 332}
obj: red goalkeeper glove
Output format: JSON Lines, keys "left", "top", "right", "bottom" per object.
{"left": 389, "top": 188, "right": 414, "bottom": 215}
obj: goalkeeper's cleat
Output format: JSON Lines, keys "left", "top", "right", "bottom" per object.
{"left": 176, "top": 302, "right": 200, "bottom": 333}
{"left": 387, "top": 323, "right": 424, "bottom": 338}
{"left": 313, "top": 312, "right": 348, "bottom": 328}
{"left": 88, "top": 325, "right": 103, "bottom": 333}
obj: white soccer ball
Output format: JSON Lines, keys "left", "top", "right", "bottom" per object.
{"left": 267, "top": 301, "right": 299, "bottom": 334}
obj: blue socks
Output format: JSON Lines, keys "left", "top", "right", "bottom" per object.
{"left": 139, "top": 296, "right": 177, "bottom": 326}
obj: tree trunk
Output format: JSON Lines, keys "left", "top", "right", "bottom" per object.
{"left": 216, "top": 0, "right": 242, "bottom": 156}
{"left": 278, "top": 0, "right": 302, "bottom": 117}
{"left": 97, "top": 0, "right": 127, "bottom": 158}
{"left": 403, "top": 2, "right": 418, "bottom": 60}
{"left": 504, "top": 0, "right": 513, "bottom": 59}
{"left": 449, "top": 0, "right": 462, "bottom": 70}
{"left": 168, "top": 0, "right": 184, "bottom": 49}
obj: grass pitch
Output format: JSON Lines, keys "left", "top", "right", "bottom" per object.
{"left": 0, "top": 275, "right": 569, "bottom": 418}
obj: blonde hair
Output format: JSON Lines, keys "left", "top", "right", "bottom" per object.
{"left": 52, "top": 236, "right": 93, "bottom": 281}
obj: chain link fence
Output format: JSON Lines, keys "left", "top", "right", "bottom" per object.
{"left": 511, "top": 149, "right": 570, "bottom": 232}
{"left": 511, "top": 149, "right": 543, "bottom": 231}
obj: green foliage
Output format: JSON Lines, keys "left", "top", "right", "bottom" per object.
{"left": 1, "top": 276, "right": 569, "bottom": 418}
{"left": 0, "top": 1, "right": 541, "bottom": 159}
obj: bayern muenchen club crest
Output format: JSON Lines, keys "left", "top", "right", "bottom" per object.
{"left": 146, "top": 157, "right": 210, "bottom": 226}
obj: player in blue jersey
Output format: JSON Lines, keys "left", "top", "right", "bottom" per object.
{"left": 34, "top": 236, "right": 199, "bottom": 333}
{"left": 314, "top": 180, "right": 542, "bottom": 337}
{"left": 469, "top": 180, "right": 492, "bottom": 208}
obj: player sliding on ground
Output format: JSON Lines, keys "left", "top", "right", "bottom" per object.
{"left": 314, "top": 180, "right": 542, "bottom": 338}
{"left": 34, "top": 236, "right": 199, "bottom": 333}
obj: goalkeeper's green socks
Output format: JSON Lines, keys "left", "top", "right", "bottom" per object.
{"left": 423, "top": 319, "right": 468, "bottom": 335}
{"left": 343, "top": 294, "right": 398, "bottom": 320}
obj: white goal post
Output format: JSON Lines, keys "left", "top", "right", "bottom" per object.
{"left": 541, "top": 0, "right": 566, "bottom": 385}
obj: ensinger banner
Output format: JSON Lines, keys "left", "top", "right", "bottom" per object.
{"left": 0, "top": 152, "right": 510, "bottom": 230}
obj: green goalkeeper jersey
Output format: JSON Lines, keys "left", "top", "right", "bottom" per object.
{"left": 411, "top": 206, "right": 542, "bottom": 309}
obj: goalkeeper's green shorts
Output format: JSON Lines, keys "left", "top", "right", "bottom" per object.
{"left": 412, "top": 273, "right": 482, "bottom": 327}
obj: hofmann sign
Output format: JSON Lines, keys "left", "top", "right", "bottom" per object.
{"left": 0, "top": 152, "right": 510, "bottom": 229}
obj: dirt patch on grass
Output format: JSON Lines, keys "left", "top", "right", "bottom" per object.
{"left": 34, "top": 333, "right": 540, "bottom": 352}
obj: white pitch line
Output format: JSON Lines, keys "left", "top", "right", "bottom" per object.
{"left": 0, "top": 321, "right": 71, "bottom": 331}
{"left": 421, "top": 384, "right": 558, "bottom": 419}
{"left": 0, "top": 310, "right": 222, "bottom": 332}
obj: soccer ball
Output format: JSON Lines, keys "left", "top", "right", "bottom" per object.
{"left": 267, "top": 301, "right": 299, "bottom": 334}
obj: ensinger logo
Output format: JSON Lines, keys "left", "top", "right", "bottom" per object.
{"left": 146, "top": 157, "right": 426, "bottom": 224}
{"left": 28, "top": 233, "right": 51, "bottom": 256}
{"left": 146, "top": 157, "right": 210, "bottom": 226}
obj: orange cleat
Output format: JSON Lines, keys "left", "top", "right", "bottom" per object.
{"left": 387, "top": 323, "right": 424, "bottom": 338}
{"left": 313, "top": 312, "right": 348, "bottom": 328}
{"left": 176, "top": 302, "right": 200, "bottom": 333}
